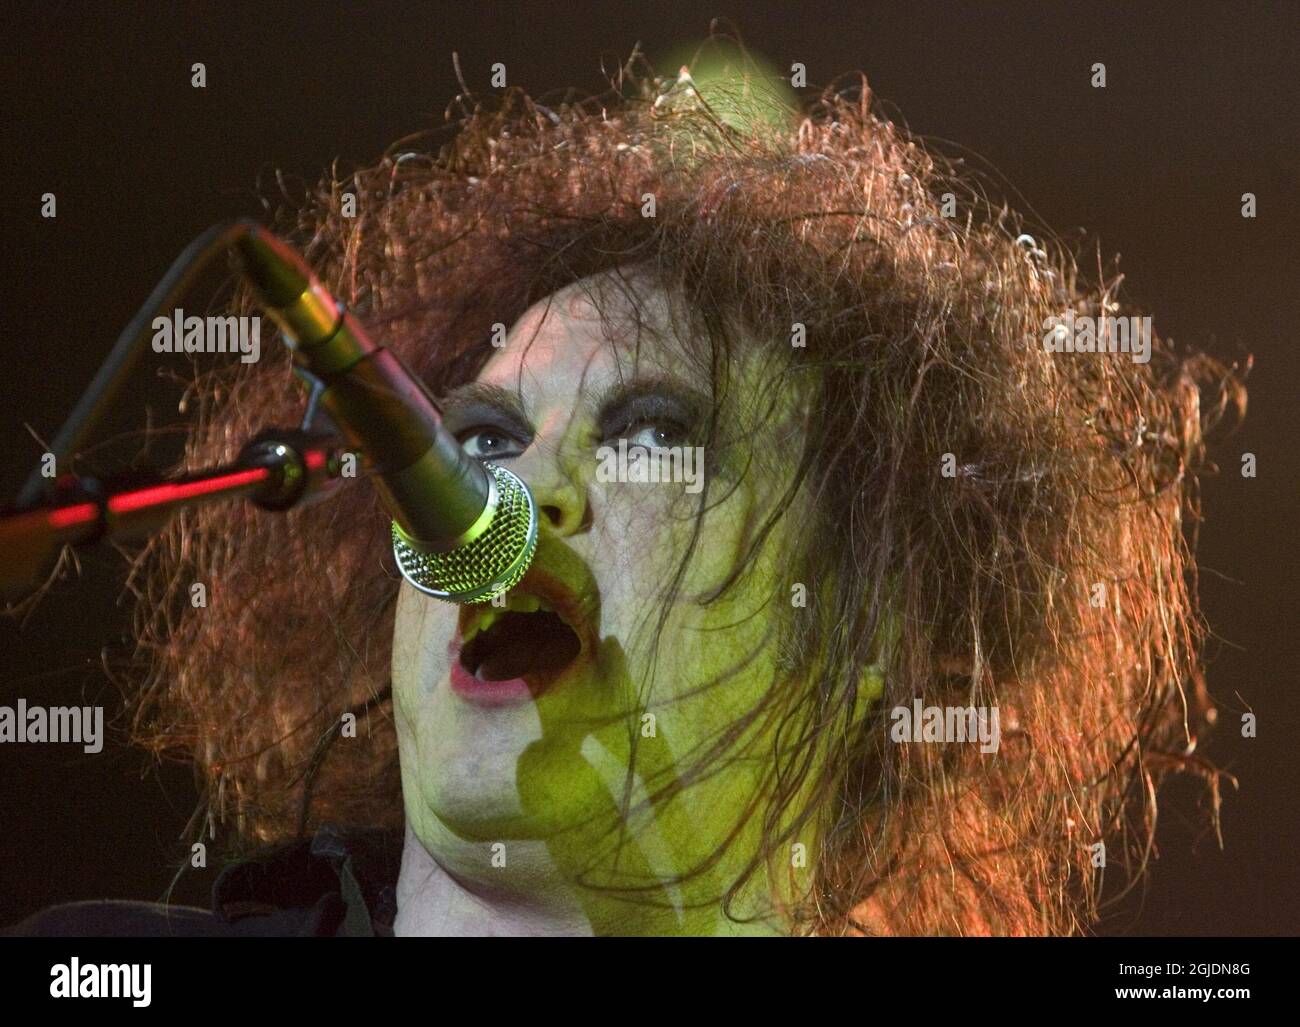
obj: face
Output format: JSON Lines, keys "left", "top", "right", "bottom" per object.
{"left": 391, "top": 271, "right": 799, "bottom": 934}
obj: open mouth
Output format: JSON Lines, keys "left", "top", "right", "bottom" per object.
{"left": 458, "top": 595, "right": 583, "bottom": 683}
{"left": 447, "top": 543, "right": 601, "bottom": 707}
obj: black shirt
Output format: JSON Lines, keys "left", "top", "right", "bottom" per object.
{"left": 5, "top": 825, "right": 402, "bottom": 937}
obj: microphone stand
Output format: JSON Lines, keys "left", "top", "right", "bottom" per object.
{"left": 1, "top": 220, "right": 358, "bottom": 603}
{"left": 0, "top": 428, "right": 352, "bottom": 601}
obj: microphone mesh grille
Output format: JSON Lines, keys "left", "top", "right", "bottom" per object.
{"left": 391, "top": 462, "right": 538, "bottom": 604}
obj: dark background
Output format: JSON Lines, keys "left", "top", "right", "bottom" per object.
{"left": 1, "top": 1, "right": 1296, "bottom": 933}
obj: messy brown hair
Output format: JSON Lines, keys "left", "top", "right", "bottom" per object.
{"left": 127, "top": 51, "right": 1244, "bottom": 935}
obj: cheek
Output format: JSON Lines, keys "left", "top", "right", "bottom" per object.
{"left": 587, "top": 479, "right": 764, "bottom": 676}
{"left": 585, "top": 490, "right": 704, "bottom": 646}
{"left": 597, "top": 477, "right": 759, "bottom": 596}
{"left": 391, "top": 583, "right": 455, "bottom": 715}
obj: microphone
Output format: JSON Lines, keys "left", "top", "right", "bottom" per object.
{"left": 233, "top": 221, "right": 536, "bottom": 604}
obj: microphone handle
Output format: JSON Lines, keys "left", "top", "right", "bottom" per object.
{"left": 315, "top": 344, "right": 495, "bottom": 551}
{"left": 234, "top": 223, "right": 492, "bottom": 551}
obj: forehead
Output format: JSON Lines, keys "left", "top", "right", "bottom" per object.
{"left": 476, "top": 271, "right": 686, "bottom": 399}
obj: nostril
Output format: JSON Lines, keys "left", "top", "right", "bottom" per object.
{"left": 531, "top": 480, "right": 592, "bottom": 535}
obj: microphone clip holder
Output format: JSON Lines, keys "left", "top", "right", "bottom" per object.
{"left": 0, "top": 428, "right": 351, "bottom": 602}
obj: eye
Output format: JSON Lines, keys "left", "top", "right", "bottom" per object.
{"left": 457, "top": 426, "right": 526, "bottom": 460}
{"left": 623, "top": 420, "right": 689, "bottom": 451}
{"left": 600, "top": 391, "right": 699, "bottom": 452}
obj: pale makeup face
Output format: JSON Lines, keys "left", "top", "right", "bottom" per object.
{"left": 391, "top": 271, "right": 798, "bottom": 934}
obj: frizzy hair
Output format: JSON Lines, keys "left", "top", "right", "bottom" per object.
{"left": 125, "top": 54, "right": 1244, "bottom": 935}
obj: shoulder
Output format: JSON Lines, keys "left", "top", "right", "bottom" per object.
{"left": 5, "top": 825, "right": 401, "bottom": 938}
{"left": 4, "top": 898, "right": 313, "bottom": 937}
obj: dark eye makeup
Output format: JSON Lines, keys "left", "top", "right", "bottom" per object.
{"left": 438, "top": 377, "right": 710, "bottom": 461}
{"left": 596, "top": 382, "right": 704, "bottom": 450}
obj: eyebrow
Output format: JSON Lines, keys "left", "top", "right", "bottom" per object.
{"left": 595, "top": 375, "right": 710, "bottom": 428}
{"left": 438, "top": 382, "right": 529, "bottom": 427}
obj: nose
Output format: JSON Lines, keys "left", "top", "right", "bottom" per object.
{"left": 536, "top": 485, "right": 590, "bottom": 535}
{"left": 511, "top": 428, "right": 592, "bottom": 538}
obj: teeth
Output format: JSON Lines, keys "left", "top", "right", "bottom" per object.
{"left": 505, "top": 593, "right": 553, "bottom": 614}
{"left": 462, "top": 593, "right": 556, "bottom": 645}
{"left": 464, "top": 606, "right": 502, "bottom": 645}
